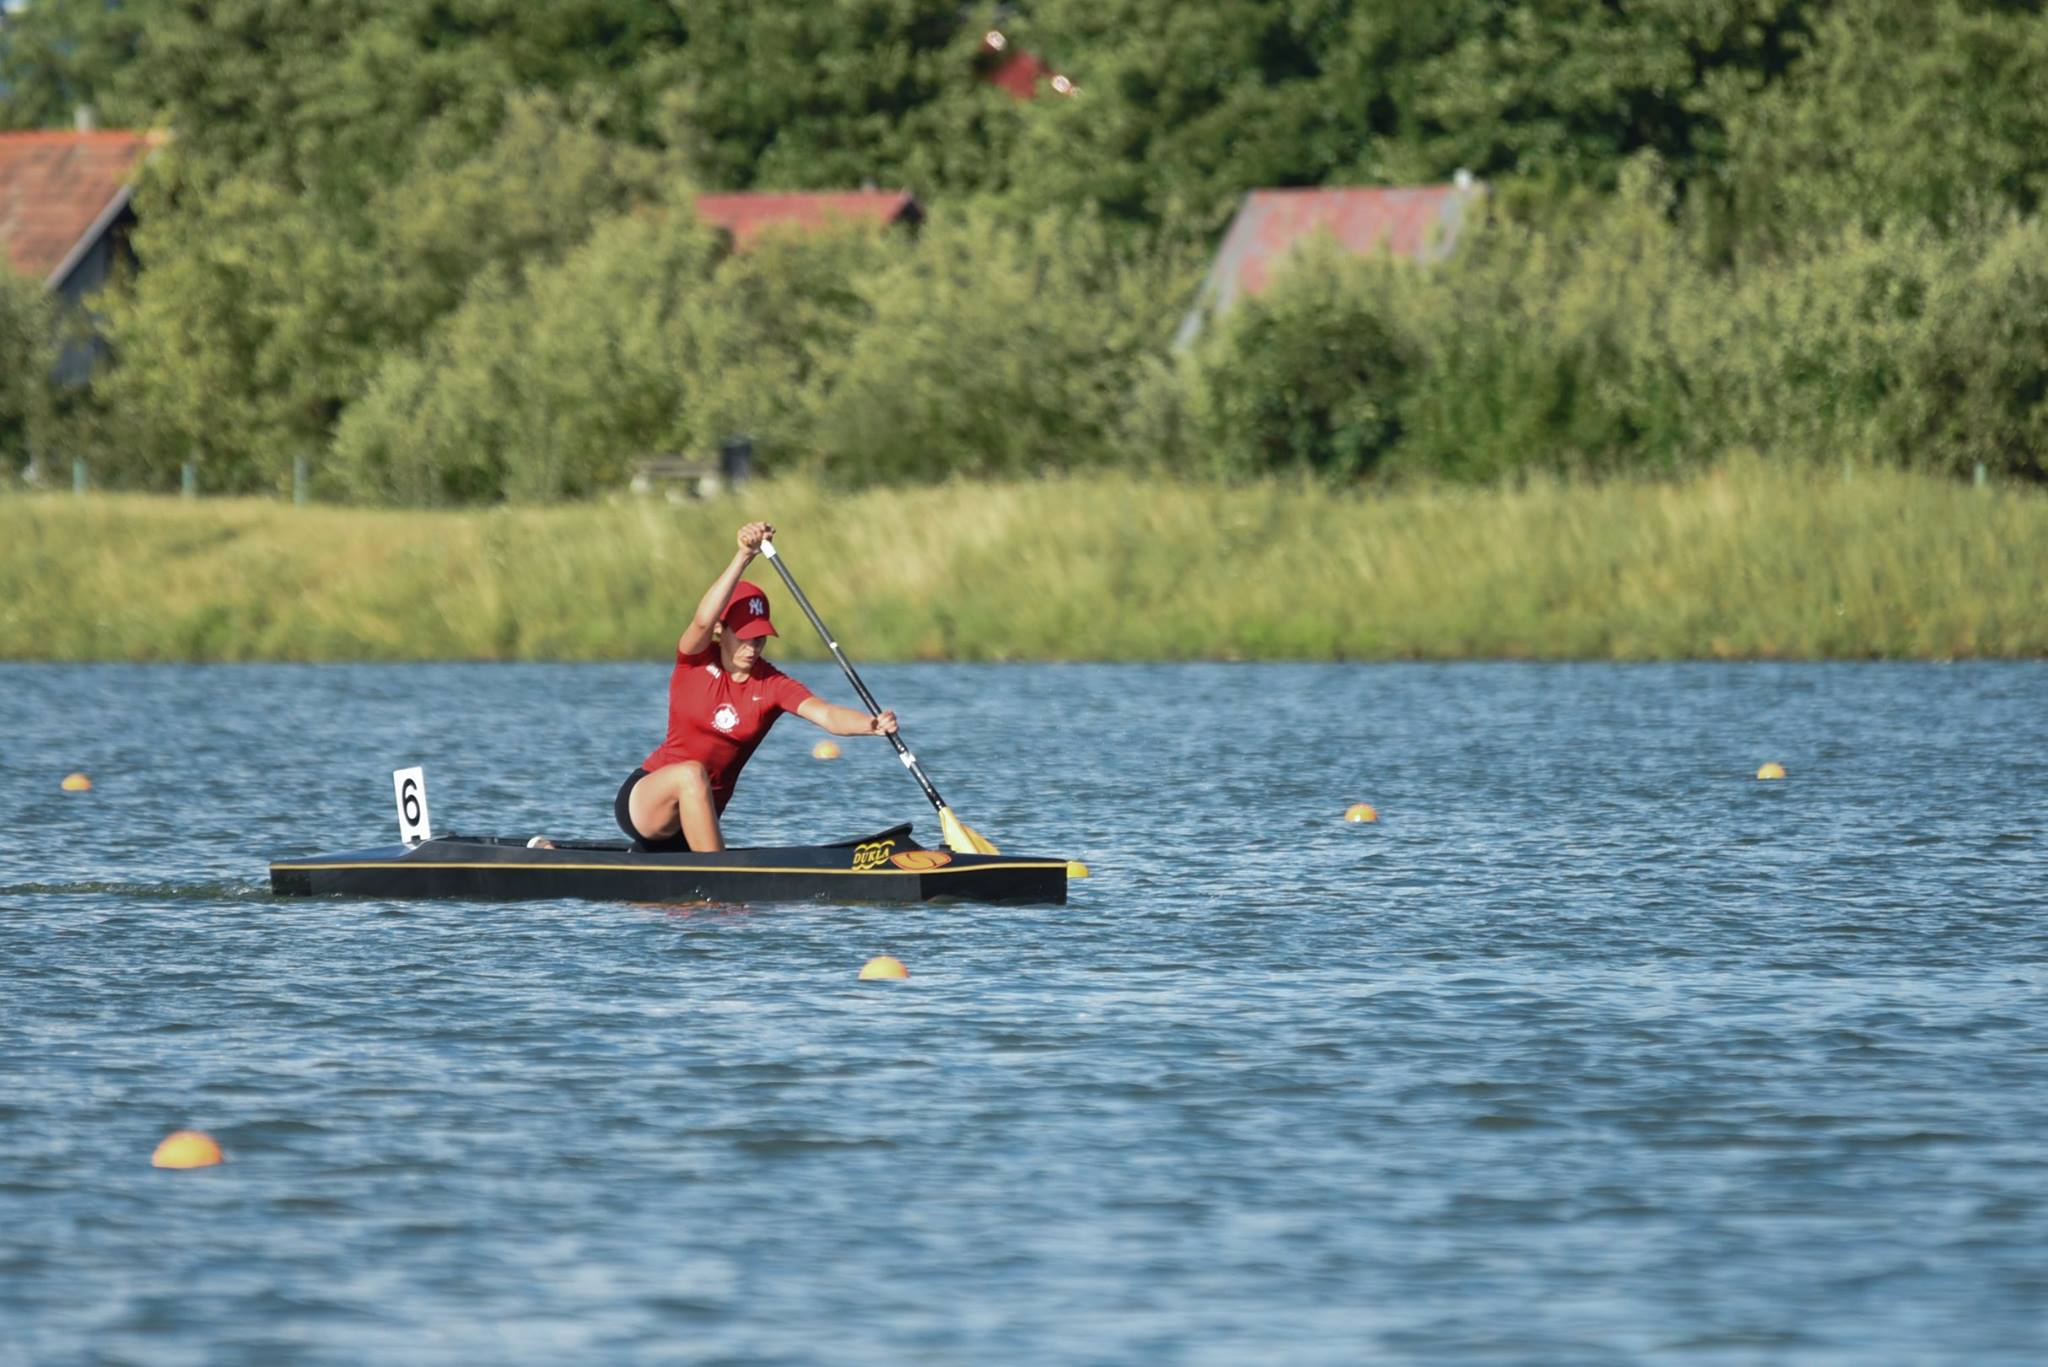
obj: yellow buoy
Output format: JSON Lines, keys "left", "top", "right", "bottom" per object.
{"left": 1344, "top": 803, "right": 1378, "bottom": 823}
{"left": 1757, "top": 762, "right": 1787, "bottom": 781}
{"left": 61, "top": 772, "right": 93, "bottom": 792}
{"left": 859, "top": 955, "right": 908, "bottom": 981}
{"left": 812, "top": 740, "right": 842, "bottom": 760}
{"left": 1066, "top": 860, "right": 1090, "bottom": 879}
{"left": 151, "top": 1130, "right": 223, "bottom": 1169}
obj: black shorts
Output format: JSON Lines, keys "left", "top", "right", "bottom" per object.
{"left": 614, "top": 768, "right": 694, "bottom": 852}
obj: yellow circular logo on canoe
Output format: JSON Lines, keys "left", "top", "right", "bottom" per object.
{"left": 889, "top": 850, "right": 953, "bottom": 871}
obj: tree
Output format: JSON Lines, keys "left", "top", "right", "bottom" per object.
{"left": 0, "top": 271, "right": 55, "bottom": 473}
{"left": 115, "top": 0, "right": 685, "bottom": 200}
{"left": 0, "top": 0, "right": 163, "bottom": 130}
{"left": 656, "top": 0, "right": 1004, "bottom": 193}
{"left": 98, "top": 93, "right": 675, "bottom": 492}
{"left": 1004, "top": 0, "right": 1457, "bottom": 229}
{"left": 328, "top": 204, "right": 909, "bottom": 502}
{"left": 1716, "top": 0, "right": 2048, "bottom": 250}
{"left": 1186, "top": 238, "right": 1418, "bottom": 480}
{"left": 802, "top": 206, "right": 1191, "bottom": 482}
{"left": 1392, "top": 0, "right": 1819, "bottom": 192}
{"left": 1000, "top": 1, "right": 1833, "bottom": 232}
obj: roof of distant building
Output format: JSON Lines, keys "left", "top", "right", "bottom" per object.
{"left": 1176, "top": 182, "right": 1486, "bottom": 347}
{"left": 0, "top": 129, "right": 164, "bottom": 289}
{"left": 977, "top": 28, "right": 1077, "bottom": 100}
{"left": 985, "top": 48, "right": 1051, "bottom": 99}
{"left": 694, "top": 190, "right": 923, "bottom": 252}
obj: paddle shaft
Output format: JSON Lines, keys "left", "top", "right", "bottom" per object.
{"left": 757, "top": 540, "right": 952, "bottom": 818}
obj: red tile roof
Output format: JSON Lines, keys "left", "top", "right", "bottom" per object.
{"left": 694, "top": 191, "right": 921, "bottom": 252}
{"left": 1177, "top": 183, "right": 1485, "bottom": 345}
{"left": 1212, "top": 185, "right": 1481, "bottom": 306}
{"left": 0, "top": 130, "right": 163, "bottom": 288}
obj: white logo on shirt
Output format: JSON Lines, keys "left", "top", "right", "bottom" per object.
{"left": 713, "top": 703, "right": 739, "bottom": 733}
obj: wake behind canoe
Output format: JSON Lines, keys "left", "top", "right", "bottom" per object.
{"left": 269, "top": 823, "right": 1070, "bottom": 906}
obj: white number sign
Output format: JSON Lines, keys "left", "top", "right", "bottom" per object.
{"left": 393, "top": 766, "right": 431, "bottom": 845}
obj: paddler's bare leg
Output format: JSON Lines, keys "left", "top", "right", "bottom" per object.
{"left": 629, "top": 761, "right": 725, "bottom": 852}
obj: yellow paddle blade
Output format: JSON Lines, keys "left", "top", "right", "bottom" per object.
{"left": 939, "top": 807, "right": 999, "bottom": 855}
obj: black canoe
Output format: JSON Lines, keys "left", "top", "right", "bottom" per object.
{"left": 269, "top": 822, "right": 1069, "bottom": 905}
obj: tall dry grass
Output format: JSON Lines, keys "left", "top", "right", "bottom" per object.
{"left": 3, "top": 462, "right": 2042, "bottom": 661}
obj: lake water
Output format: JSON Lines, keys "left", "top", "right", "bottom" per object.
{"left": 4, "top": 661, "right": 2046, "bottom": 1364}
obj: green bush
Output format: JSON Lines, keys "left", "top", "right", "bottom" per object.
{"left": 329, "top": 203, "right": 720, "bottom": 503}
{"left": 800, "top": 207, "right": 1193, "bottom": 483}
{"left": 1683, "top": 214, "right": 2048, "bottom": 480}
{"left": 665, "top": 224, "right": 900, "bottom": 472}
{"left": 1881, "top": 215, "right": 2048, "bottom": 482}
{"left": 330, "top": 202, "right": 928, "bottom": 502}
{"left": 1185, "top": 239, "right": 1416, "bottom": 480}
{"left": 1393, "top": 162, "right": 1706, "bottom": 482}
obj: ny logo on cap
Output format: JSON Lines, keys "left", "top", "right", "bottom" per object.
{"left": 747, "top": 597, "right": 765, "bottom": 616}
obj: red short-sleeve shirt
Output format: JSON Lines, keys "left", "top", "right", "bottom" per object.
{"left": 641, "top": 646, "right": 815, "bottom": 811}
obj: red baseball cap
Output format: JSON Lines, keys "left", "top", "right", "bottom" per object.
{"left": 721, "top": 581, "right": 778, "bottom": 640}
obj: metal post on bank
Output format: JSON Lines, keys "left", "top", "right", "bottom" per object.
{"left": 72, "top": 457, "right": 87, "bottom": 495}
{"left": 719, "top": 435, "right": 753, "bottom": 489}
{"left": 294, "top": 453, "right": 310, "bottom": 506}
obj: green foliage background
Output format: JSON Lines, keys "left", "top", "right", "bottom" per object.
{"left": 6, "top": 0, "right": 2048, "bottom": 499}
{"left": 0, "top": 272, "right": 55, "bottom": 470}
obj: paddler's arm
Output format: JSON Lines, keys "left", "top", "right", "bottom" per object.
{"left": 680, "top": 520, "right": 775, "bottom": 654}
{"left": 796, "top": 698, "right": 900, "bottom": 737}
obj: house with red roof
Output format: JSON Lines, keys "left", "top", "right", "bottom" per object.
{"left": 1174, "top": 178, "right": 1486, "bottom": 348}
{"left": 694, "top": 190, "right": 922, "bottom": 253}
{"left": 0, "top": 126, "right": 164, "bottom": 380}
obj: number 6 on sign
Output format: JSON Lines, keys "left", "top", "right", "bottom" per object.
{"left": 393, "top": 766, "right": 432, "bottom": 846}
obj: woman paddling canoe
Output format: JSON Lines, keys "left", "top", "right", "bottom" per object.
{"left": 616, "top": 521, "right": 898, "bottom": 852}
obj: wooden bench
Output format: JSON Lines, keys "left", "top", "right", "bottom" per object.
{"left": 630, "top": 440, "right": 752, "bottom": 500}
{"left": 630, "top": 454, "right": 722, "bottom": 500}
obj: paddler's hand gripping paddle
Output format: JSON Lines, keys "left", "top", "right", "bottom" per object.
{"left": 758, "top": 539, "right": 998, "bottom": 855}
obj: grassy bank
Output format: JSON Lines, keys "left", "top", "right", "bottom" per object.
{"left": 3, "top": 463, "right": 2044, "bottom": 661}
